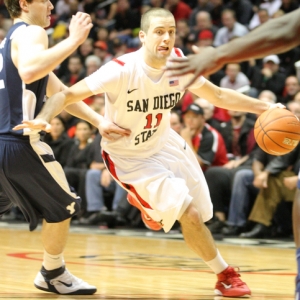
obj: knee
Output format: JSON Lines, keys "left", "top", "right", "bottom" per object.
{"left": 180, "top": 203, "right": 204, "bottom": 227}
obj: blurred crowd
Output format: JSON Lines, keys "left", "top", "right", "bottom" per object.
{"left": 1, "top": 0, "right": 300, "bottom": 238}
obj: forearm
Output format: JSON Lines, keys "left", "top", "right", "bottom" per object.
{"left": 252, "top": 160, "right": 265, "bottom": 176}
{"left": 216, "top": 9, "right": 300, "bottom": 64}
{"left": 65, "top": 102, "right": 103, "bottom": 128}
{"left": 217, "top": 88, "right": 270, "bottom": 114}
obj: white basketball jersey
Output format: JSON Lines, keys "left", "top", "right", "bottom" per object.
{"left": 85, "top": 47, "right": 206, "bottom": 158}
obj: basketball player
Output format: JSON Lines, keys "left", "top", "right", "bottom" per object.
{"left": 165, "top": 8, "right": 300, "bottom": 299}
{"left": 14, "top": 8, "right": 284, "bottom": 297}
{"left": 0, "top": 0, "right": 126, "bottom": 295}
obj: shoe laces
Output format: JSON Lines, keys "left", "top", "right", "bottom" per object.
{"left": 50, "top": 269, "right": 83, "bottom": 286}
{"left": 220, "top": 267, "right": 245, "bottom": 287}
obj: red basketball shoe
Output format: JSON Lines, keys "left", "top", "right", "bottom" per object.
{"left": 127, "top": 194, "right": 162, "bottom": 231}
{"left": 215, "top": 266, "right": 251, "bottom": 297}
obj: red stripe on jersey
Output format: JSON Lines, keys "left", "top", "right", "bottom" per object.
{"left": 102, "top": 150, "right": 152, "bottom": 209}
{"left": 112, "top": 58, "right": 125, "bottom": 66}
{"left": 174, "top": 48, "right": 182, "bottom": 57}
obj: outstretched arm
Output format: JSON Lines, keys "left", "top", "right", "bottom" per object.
{"left": 166, "top": 8, "right": 300, "bottom": 88}
{"left": 13, "top": 80, "right": 131, "bottom": 140}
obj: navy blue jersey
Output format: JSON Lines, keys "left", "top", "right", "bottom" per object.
{"left": 0, "top": 22, "right": 48, "bottom": 136}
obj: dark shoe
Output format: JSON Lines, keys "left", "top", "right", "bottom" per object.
{"left": 207, "top": 219, "right": 225, "bottom": 234}
{"left": 239, "top": 223, "right": 270, "bottom": 238}
{"left": 222, "top": 225, "right": 244, "bottom": 236}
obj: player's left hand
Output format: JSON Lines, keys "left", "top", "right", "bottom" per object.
{"left": 99, "top": 118, "right": 131, "bottom": 141}
{"left": 12, "top": 119, "right": 51, "bottom": 132}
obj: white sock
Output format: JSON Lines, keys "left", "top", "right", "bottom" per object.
{"left": 205, "top": 249, "right": 228, "bottom": 274}
{"left": 43, "top": 250, "right": 64, "bottom": 271}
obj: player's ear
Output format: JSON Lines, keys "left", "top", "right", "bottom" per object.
{"left": 139, "top": 30, "right": 145, "bottom": 43}
{"left": 19, "top": 0, "right": 29, "bottom": 12}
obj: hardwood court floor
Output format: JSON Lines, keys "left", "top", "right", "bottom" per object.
{"left": 0, "top": 221, "right": 296, "bottom": 300}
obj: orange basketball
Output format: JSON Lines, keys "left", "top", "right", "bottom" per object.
{"left": 254, "top": 108, "right": 300, "bottom": 155}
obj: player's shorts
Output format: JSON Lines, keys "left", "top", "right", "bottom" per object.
{"left": 103, "top": 129, "right": 213, "bottom": 232}
{"left": 0, "top": 134, "right": 81, "bottom": 231}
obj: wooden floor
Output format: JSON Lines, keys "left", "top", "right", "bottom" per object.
{"left": 0, "top": 222, "right": 296, "bottom": 300}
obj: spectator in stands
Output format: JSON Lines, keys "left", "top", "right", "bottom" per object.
{"left": 164, "top": 0, "right": 192, "bottom": 22}
{"left": 194, "top": 98, "right": 222, "bottom": 132}
{"left": 80, "top": 131, "right": 128, "bottom": 226}
{"left": 257, "top": 8, "right": 270, "bottom": 26}
{"left": 196, "top": 29, "right": 214, "bottom": 47}
{"left": 280, "top": 0, "right": 299, "bottom": 14}
{"left": 221, "top": 90, "right": 277, "bottom": 236}
{"left": 224, "top": 0, "right": 253, "bottom": 26}
{"left": 170, "top": 110, "right": 183, "bottom": 134}
{"left": 213, "top": 9, "right": 248, "bottom": 47}
{"left": 64, "top": 120, "right": 95, "bottom": 216}
{"left": 209, "top": 0, "right": 224, "bottom": 27}
{"left": 240, "top": 144, "right": 300, "bottom": 238}
{"left": 204, "top": 109, "right": 256, "bottom": 233}
{"left": 281, "top": 75, "right": 300, "bottom": 104}
{"left": 43, "top": 116, "right": 74, "bottom": 168}
{"left": 110, "top": 0, "right": 140, "bottom": 48}
{"left": 180, "top": 104, "right": 228, "bottom": 171}
{"left": 60, "top": 54, "right": 86, "bottom": 86}
{"left": 94, "top": 41, "right": 113, "bottom": 65}
{"left": 249, "top": 55, "right": 286, "bottom": 100}
{"left": 189, "top": 0, "right": 214, "bottom": 30}
{"left": 78, "top": 38, "right": 95, "bottom": 64}
{"left": 220, "top": 63, "right": 250, "bottom": 90}
{"left": 190, "top": 11, "right": 218, "bottom": 41}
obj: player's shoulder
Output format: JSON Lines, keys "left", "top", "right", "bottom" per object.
{"left": 12, "top": 24, "right": 46, "bottom": 42}
{"left": 109, "top": 50, "right": 139, "bottom": 67}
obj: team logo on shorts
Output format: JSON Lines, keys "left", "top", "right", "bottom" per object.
{"left": 66, "top": 202, "right": 76, "bottom": 214}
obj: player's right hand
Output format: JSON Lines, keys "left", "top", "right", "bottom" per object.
{"left": 99, "top": 119, "right": 131, "bottom": 141}
{"left": 12, "top": 119, "right": 51, "bottom": 132}
{"left": 68, "top": 12, "right": 93, "bottom": 46}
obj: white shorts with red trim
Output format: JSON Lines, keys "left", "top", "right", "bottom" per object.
{"left": 102, "top": 130, "right": 213, "bottom": 232}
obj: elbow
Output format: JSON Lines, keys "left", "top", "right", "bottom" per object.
{"left": 18, "top": 68, "right": 37, "bottom": 84}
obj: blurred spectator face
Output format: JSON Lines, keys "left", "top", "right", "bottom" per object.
{"left": 166, "top": 0, "right": 179, "bottom": 7}
{"left": 195, "top": 98, "right": 214, "bottom": 121}
{"left": 117, "top": 0, "right": 130, "bottom": 11}
{"left": 50, "top": 117, "right": 65, "bottom": 140}
{"left": 86, "top": 60, "right": 101, "bottom": 76}
{"left": 258, "top": 9, "right": 269, "bottom": 24}
{"left": 91, "top": 95, "right": 105, "bottom": 114}
{"left": 197, "top": 29, "right": 213, "bottom": 47}
{"left": 285, "top": 76, "right": 300, "bottom": 97}
{"left": 225, "top": 63, "right": 240, "bottom": 82}
{"left": 97, "top": 27, "right": 109, "bottom": 41}
{"left": 210, "top": 0, "right": 223, "bottom": 6}
{"left": 263, "top": 60, "right": 279, "bottom": 74}
{"left": 170, "top": 112, "right": 182, "bottom": 134}
{"left": 75, "top": 121, "right": 93, "bottom": 143}
{"left": 176, "top": 20, "right": 190, "bottom": 38}
{"left": 68, "top": 56, "right": 82, "bottom": 74}
{"left": 287, "top": 101, "right": 300, "bottom": 119}
{"left": 183, "top": 111, "right": 205, "bottom": 131}
{"left": 196, "top": 11, "right": 212, "bottom": 30}
{"left": 94, "top": 41, "right": 108, "bottom": 60}
{"left": 79, "top": 39, "right": 94, "bottom": 57}
{"left": 222, "top": 11, "right": 235, "bottom": 30}
{"left": 258, "top": 90, "right": 276, "bottom": 103}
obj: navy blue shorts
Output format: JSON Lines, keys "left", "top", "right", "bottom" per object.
{"left": 0, "top": 134, "right": 81, "bottom": 231}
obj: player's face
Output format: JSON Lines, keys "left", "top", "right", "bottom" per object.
{"left": 27, "top": 0, "right": 54, "bottom": 28}
{"left": 140, "top": 16, "right": 176, "bottom": 68}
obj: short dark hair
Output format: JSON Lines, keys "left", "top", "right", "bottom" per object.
{"left": 141, "top": 8, "right": 174, "bottom": 33}
{"left": 4, "top": 0, "right": 33, "bottom": 18}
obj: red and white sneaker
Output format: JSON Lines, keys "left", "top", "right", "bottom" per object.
{"left": 215, "top": 266, "right": 251, "bottom": 297}
{"left": 127, "top": 194, "right": 162, "bottom": 231}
